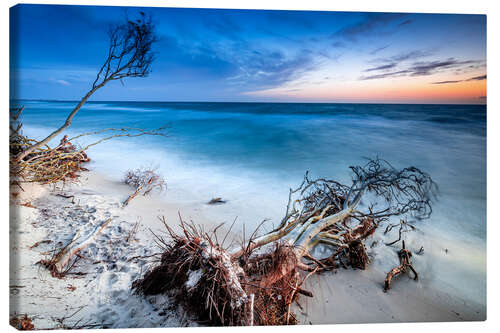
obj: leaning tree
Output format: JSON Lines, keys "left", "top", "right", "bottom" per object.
{"left": 133, "top": 158, "right": 438, "bottom": 326}
{"left": 11, "top": 12, "right": 163, "bottom": 184}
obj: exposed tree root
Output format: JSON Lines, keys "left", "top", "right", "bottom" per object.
{"left": 11, "top": 130, "right": 91, "bottom": 185}
{"left": 384, "top": 240, "right": 419, "bottom": 292}
{"left": 133, "top": 219, "right": 302, "bottom": 325}
{"left": 10, "top": 106, "right": 168, "bottom": 186}
{"left": 133, "top": 159, "right": 437, "bottom": 326}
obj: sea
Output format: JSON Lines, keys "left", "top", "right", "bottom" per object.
{"left": 12, "top": 100, "right": 487, "bottom": 307}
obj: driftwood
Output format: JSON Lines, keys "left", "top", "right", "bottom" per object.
{"left": 133, "top": 158, "right": 437, "bottom": 326}
{"left": 208, "top": 197, "right": 227, "bottom": 205}
{"left": 384, "top": 240, "right": 419, "bottom": 292}
{"left": 39, "top": 218, "right": 112, "bottom": 278}
{"left": 123, "top": 168, "right": 166, "bottom": 206}
{"left": 10, "top": 107, "right": 168, "bottom": 185}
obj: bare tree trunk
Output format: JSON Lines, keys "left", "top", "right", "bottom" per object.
{"left": 15, "top": 12, "right": 158, "bottom": 162}
{"left": 15, "top": 85, "right": 102, "bottom": 162}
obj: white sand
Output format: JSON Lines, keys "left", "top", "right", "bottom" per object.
{"left": 9, "top": 170, "right": 485, "bottom": 329}
{"left": 9, "top": 172, "right": 202, "bottom": 329}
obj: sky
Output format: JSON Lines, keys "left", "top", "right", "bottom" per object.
{"left": 10, "top": 4, "right": 486, "bottom": 104}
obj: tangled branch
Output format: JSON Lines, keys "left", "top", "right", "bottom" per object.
{"left": 123, "top": 167, "right": 167, "bottom": 206}
{"left": 133, "top": 159, "right": 437, "bottom": 325}
{"left": 10, "top": 107, "right": 168, "bottom": 185}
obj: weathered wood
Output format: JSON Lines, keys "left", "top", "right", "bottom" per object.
{"left": 53, "top": 218, "right": 113, "bottom": 274}
{"left": 384, "top": 240, "right": 418, "bottom": 292}
{"left": 123, "top": 186, "right": 143, "bottom": 207}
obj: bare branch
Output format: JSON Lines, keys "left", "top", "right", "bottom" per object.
{"left": 15, "top": 13, "right": 157, "bottom": 162}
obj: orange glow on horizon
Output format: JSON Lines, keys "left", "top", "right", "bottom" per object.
{"left": 246, "top": 75, "right": 486, "bottom": 104}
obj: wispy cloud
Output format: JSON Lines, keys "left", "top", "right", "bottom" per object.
{"left": 398, "top": 19, "right": 413, "bottom": 26}
{"left": 332, "top": 41, "right": 346, "bottom": 48}
{"left": 202, "top": 15, "right": 244, "bottom": 41}
{"left": 228, "top": 49, "right": 316, "bottom": 89}
{"left": 55, "top": 79, "right": 71, "bottom": 86}
{"left": 331, "top": 13, "right": 408, "bottom": 42}
{"left": 360, "top": 58, "right": 482, "bottom": 80}
{"left": 364, "top": 63, "right": 397, "bottom": 72}
{"left": 360, "top": 70, "right": 411, "bottom": 80}
{"left": 370, "top": 44, "right": 390, "bottom": 55}
{"left": 370, "top": 50, "right": 432, "bottom": 65}
{"left": 409, "top": 59, "right": 475, "bottom": 76}
{"left": 361, "top": 50, "right": 433, "bottom": 77}
{"left": 467, "top": 74, "right": 487, "bottom": 81}
{"left": 431, "top": 74, "right": 486, "bottom": 84}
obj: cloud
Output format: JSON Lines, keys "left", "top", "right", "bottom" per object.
{"left": 389, "top": 50, "right": 432, "bottom": 62}
{"left": 55, "top": 79, "right": 70, "bottom": 85}
{"left": 362, "top": 50, "right": 433, "bottom": 74}
{"left": 360, "top": 58, "right": 482, "bottom": 80}
{"left": 332, "top": 41, "right": 346, "bottom": 48}
{"left": 364, "top": 63, "right": 397, "bottom": 72}
{"left": 431, "top": 80, "right": 462, "bottom": 85}
{"left": 331, "top": 13, "right": 408, "bottom": 42}
{"left": 202, "top": 15, "right": 243, "bottom": 41}
{"left": 467, "top": 74, "right": 487, "bottom": 81}
{"left": 369, "top": 50, "right": 432, "bottom": 65}
{"left": 360, "top": 70, "right": 411, "bottom": 80}
{"left": 370, "top": 44, "right": 390, "bottom": 55}
{"left": 409, "top": 59, "right": 475, "bottom": 76}
{"left": 431, "top": 74, "right": 486, "bottom": 84}
{"left": 227, "top": 49, "right": 316, "bottom": 89}
{"left": 155, "top": 31, "right": 317, "bottom": 91}
{"left": 398, "top": 19, "right": 413, "bottom": 26}
{"left": 259, "top": 28, "right": 301, "bottom": 43}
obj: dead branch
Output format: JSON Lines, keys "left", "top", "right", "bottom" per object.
{"left": 384, "top": 241, "right": 419, "bottom": 292}
{"left": 385, "top": 219, "right": 416, "bottom": 246}
{"left": 125, "top": 220, "right": 141, "bottom": 242}
{"left": 132, "top": 158, "right": 437, "bottom": 326}
{"left": 123, "top": 167, "right": 166, "bottom": 206}
{"left": 39, "top": 218, "right": 112, "bottom": 278}
{"left": 10, "top": 122, "right": 168, "bottom": 185}
{"left": 15, "top": 13, "right": 157, "bottom": 162}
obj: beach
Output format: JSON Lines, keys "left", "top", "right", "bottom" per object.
{"left": 9, "top": 100, "right": 486, "bottom": 328}
{"left": 9, "top": 168, "right": 485, "bottom": 328}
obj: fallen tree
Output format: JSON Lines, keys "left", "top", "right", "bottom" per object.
{"left": 10, "top": 110, "right": 167, "bottom": 185}
{"left": 10, "top": 13, "right": 164, "bottom": 185}
{"left": 14, "top": 12, "right": 157, "bottom": 163}
{"left": 132, "top": 158, "right": 438, "bottom": 326}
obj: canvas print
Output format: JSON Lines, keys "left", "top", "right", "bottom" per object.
{"left": 9, "top": 3, "right": 486, "bottom": 329}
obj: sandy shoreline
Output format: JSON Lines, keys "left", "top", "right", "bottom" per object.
{"left": 9, "top": 169, "right": 485, "bottom": 329}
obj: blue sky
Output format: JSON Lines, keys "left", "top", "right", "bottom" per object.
{"left": 10, "top": 4, "right": 486, "bottom": 103}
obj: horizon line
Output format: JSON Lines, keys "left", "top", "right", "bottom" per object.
{"left": 11, "top": 98, "right": 487, "bottom": 106}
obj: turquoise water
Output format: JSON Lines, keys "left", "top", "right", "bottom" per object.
{"left": 13, "top": 100, "right": 486, "bottom": 235}
{"left": 12, "top": 100, "right": 486, "bottom": 305}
